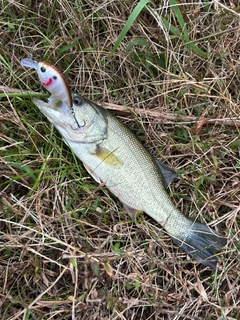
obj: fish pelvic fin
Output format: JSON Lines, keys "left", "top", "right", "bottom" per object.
{"left": 172, "top": 221, "right": 227, "bottom": 269}
{"left": 122, "top": 202, "right": 141, "bottom": 220}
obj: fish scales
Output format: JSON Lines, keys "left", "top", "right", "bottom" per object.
{"left": 88, "top": 111, "right": 183, "bottom": 231}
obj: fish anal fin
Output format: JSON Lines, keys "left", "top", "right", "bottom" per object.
{"left": 155, "top": 159, "right": 177, "bottom": 188}
{"left": 93, "top": 146, "right": 122, "bottom": 168}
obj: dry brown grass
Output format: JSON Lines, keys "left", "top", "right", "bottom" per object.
{"left": 0, "top": 1, "right": 240, "bottom": 319}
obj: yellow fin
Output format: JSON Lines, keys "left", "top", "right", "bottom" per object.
{"left": 93, "top": 147, "right": 122, "bottom": 168}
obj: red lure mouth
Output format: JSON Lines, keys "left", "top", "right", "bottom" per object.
{"left": 42, "top": 78, "right": 53, "bottom": 86}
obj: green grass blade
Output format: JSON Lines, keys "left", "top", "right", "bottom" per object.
{"left": 160, "top": 16, "right": 181, "bottom": 38}
{"left": 169, "top": 0, "right": 190, "bottom": 43}
{"left": 188, "top": 43, "right": 208, "bottom": 58}
{"left": 149, "top": 5, "right": 208, "bottom": 58}
{"left": 111, "top": 0, "right": 151, "bottom": 55}
{"left": 0, "top": 92, "right": 48, "bottom": 99}
{"left": 170, "top": 0, "right": 208, "bottom": 58}
{"left": 169, "top": 0, "right": 208, "bottom": 57}
{"left": 6, "top": 162, "right": 37, "bottom": 183}
{"left": 126, "top": 37, "right": 151, "bottom": 52}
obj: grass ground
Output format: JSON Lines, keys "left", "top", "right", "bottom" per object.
{"left": 0, "top": 0, "right": 239, "bottom": 319}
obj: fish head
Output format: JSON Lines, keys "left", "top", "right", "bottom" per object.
{"left": 70, "top": 94, "right": 101, "bottom": 129}
{"left": 32, "top": 94, "right": 108, "bottom": 143}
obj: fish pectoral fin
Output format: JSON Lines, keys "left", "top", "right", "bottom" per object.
{"left": 83, "top": 163, "right": 102, "bottom": 184}
{"left": 93, "top": 146, "right": 122, "bottom": 168}
{"left": 121, "top": 202, "right": 141, "bottom": 220}
{"left": 155, "top": 159, "right": 177, "bottom": 188}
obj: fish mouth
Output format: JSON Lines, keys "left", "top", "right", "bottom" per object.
{"left": 33, "top": 96, "right": 68, "bottom": 111}
{"left": 32, "top": 97, "right": 82, "bottom": 133}
{"left": 32, "top": 97, "right": 73, "bottom": 121}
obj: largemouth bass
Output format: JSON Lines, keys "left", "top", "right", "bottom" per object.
{"left": 30, "top": 93, "right": 226, "bottom": 269}
{"left": 20, "top": 58, "right": 227, "bottom": 269}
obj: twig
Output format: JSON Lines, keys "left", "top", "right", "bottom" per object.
{"left": 100, "top": 101, "right": 240, "bottom": 128}
{"left": 1, "top": 86, "right": 240, "bottom": 128}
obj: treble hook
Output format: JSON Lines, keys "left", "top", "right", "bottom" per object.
{"left": 71, "top": 111, "right": 86, "bottom": 130}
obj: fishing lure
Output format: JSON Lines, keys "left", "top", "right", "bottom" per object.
{"left": 21, "top": 58, "right": 72, "bottom": 108}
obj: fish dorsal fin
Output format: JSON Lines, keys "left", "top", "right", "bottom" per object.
{"left": 155, "top": 159, "right": 177, "bottom": 188}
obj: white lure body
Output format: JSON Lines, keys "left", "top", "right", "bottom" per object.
{"left": 21, "top": 58, "right": 72, "bottom": 108}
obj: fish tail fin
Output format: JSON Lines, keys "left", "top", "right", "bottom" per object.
{"left": 172, "top": 221, "right": 227, "bottom": 269}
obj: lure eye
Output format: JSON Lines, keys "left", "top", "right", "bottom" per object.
{"left": 53, "top": 75, "right": 57, "bottom": 80}
{"left": 73, "top": 96, "right": 83, "bottom": 106}
{"left": 40, "top": 66, "right": 46, "bottom": 73}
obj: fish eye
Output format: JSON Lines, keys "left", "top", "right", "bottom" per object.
{"left": 40, "top": 66, "right": 46, "bottom": 73}
{"left": 53, "top": 75, "right": 57, "bottom": 80}
{"left": 73, "top": 96, "right": 83, "bottom": 106}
